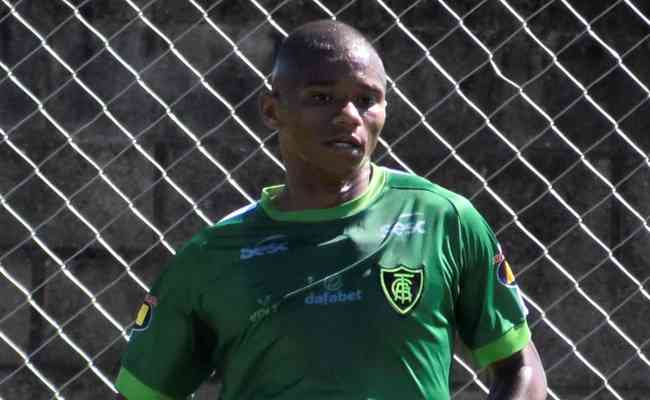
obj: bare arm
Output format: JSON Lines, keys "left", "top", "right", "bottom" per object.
{"left": 487, "top": 341, "right": 547, "bottom": 400}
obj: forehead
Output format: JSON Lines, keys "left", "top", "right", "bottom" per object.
{"left": 279, "top": 44, "right": 386, "bottom": 90}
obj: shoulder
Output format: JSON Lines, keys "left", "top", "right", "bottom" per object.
{"left": 381, "top": 166, "right": 477, "bottom": 219}
{"left": 162, "top": 203, "right": 261, "bottom": 273}
{"left": 150, "top": 202, "right": 266, "bottom": 301}
{"left": 184, "top": 201, "right": 265, "bottom": 248}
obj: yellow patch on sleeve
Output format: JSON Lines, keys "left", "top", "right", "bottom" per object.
{"left": 504, "top": 261, "right": 515, "bottom": 284}
{"left": 135, "top": 304, "right": 150, "bottom": 326}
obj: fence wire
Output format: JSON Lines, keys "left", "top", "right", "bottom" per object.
{"left": 0, "top": 0, "right": 649, "bottom": 398}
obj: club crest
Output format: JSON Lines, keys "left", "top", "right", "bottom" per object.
{"left": 380, "top": 265, "right": 424, "bottom": 315}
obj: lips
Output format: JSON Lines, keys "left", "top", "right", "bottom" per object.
{"left": 324, "top": 135, "right": 364, "bottom": 150}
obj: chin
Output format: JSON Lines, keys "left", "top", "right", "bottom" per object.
{"left": 290, "top": 150, "right": 370, "bottom": 180}
{"left": 322, "top": 157, "right": 370, "bottom": 178}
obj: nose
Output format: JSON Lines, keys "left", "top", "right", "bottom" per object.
{"left": 333, "top": 101, "right": 363, "bottom": 128}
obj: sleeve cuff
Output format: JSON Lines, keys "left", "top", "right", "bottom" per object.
{"left": 115, "top": 367, "right": 174, "bottom": 400}
{"left": 471, "top": 321, "right": 531, "bottom": 368}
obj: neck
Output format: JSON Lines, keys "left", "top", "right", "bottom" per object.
{"left": 275, "top": 162, "right": 372, "bottom": 212}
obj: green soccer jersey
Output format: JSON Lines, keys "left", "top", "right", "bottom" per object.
{"left": 116, "top": 165, "right": 530, "bottom": 400}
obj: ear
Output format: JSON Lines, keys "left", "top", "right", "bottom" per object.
{"left": 259, "top": 90, "right": 283, "bottom": 130}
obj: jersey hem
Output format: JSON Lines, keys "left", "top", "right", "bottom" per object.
{"left": 115, "top": 367, "right": 174, "bottom": 400}
{"left": 471, "top": 321, "right": 531, "bottom": 368}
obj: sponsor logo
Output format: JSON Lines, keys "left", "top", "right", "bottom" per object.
{"left": 494, "top": 246, "right": 516, "bottom": 288}
{"left": 305, "top": 290, "right": 363, "bottom": 305}
{"left": 380, "top": 213, "right": 426, "bottom": 237}
{"left": 135, "top": 304, "right": 150, "bottom": 326}
{"left": 494, "top": 246, "right": 528, "bottom": 315}
{"left": 240, "top": 235, "right": 288, "bottom": 260}
{"left": 493, "top": 253, "right": 505, "bottom": 265}
{"left": 144, "top": 293, "right": 158, "bottom": 306}
{"left": 304, "top": 275, "right": 363, "bottom": 305}
{"left": 380, "top": 265, "right": 424, "bottom": 315}
{"left": 132, "top": 294, "right": 157, "bottom": 331}
{"left": 497, "top": 260, "right": 516, "bottom": 287}
{"left": 323, "top": 275, "right": 343, "bottom": 291}
{"left": 257, "top": 295, "right": 271, "bottom": 306}
{"left": 249, "top": 302, "right": 279, "bottom": 324}
{"left": 494, "top": 244, "right": 529, "bottom": 315}
{"left": 249, "top": 294, "right": 279, "bottom": 324}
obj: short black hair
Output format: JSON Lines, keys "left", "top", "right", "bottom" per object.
{"left": 271, "top": 19, "right": 384, "bottom": 88}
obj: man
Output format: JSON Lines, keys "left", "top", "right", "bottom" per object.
{"left": 115, "top": 20, "right": 547, "bottom": 399}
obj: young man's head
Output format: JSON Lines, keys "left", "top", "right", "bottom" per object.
{"left": 260, "top": 20, "right": 387, "bottom": 180}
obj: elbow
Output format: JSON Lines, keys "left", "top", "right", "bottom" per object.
{"left": 488, "top": 341, "right": 548, "bottom": 400}
{"left": 519, "top": 364, "right": 548, "bottom": 400}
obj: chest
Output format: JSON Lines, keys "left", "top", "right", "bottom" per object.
{"left": 199, "top": 219, "right": 459, "bottom": 350}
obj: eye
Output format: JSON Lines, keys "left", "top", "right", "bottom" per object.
{"left": 310, "top": 92, "right": 334, "bottom": 104}
{"left": 355, "top": 94, "right": 379, "bottom": 109}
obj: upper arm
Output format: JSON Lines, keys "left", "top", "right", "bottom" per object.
{"left": 452, "top": 199, "right": 530, "bottom": 368}
{"left": 116, "top": 241, "right": 217, "bottom": 399}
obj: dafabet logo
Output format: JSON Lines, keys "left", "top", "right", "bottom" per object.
{"left": 304, "top": 275, "right": 363, "bottom": 305}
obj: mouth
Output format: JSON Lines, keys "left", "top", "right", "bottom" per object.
{"left": 324, "top": 135, "right": 364, "bottom": 152}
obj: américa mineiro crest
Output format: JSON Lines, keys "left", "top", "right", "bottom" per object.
{"left": 380, "top": 265, "right": 424, "bottom": 315}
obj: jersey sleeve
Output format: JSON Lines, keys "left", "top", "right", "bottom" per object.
{"left": 453, "top": 200, "right": 530, "bottom": 368}
{"left": 115, "top": 239, "right": 216, "bottom": 399}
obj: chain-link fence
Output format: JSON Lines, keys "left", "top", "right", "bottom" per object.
{"left": 1, "top": 0, "right": 649, "bottom": 398}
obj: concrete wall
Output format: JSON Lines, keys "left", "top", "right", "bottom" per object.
{"left": 1, "top": 1, "right": 649, "bottom": 398}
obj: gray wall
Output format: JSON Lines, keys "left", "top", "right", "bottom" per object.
{"left": 1, "top": 0, "right": 649, "bottom": 398}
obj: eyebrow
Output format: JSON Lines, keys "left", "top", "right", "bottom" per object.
{"left": 302, "top": 80, "right": 385, "bottom": 94}
{"left": 358, "top": 82, "right": 385, "bottom": 94}
{"left": 302, "top": 80, "right": 337, "bottom": 88}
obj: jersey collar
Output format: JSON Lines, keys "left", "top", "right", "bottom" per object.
{"left": 260, "top": 164, "right": 386, "bottom": 222}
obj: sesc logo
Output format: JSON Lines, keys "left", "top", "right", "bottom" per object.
{"left": 380, "top": 213, "right": 426, "bottom": 237}
{"left": 240, "top": 235, "right": 289, "bottom": 260}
